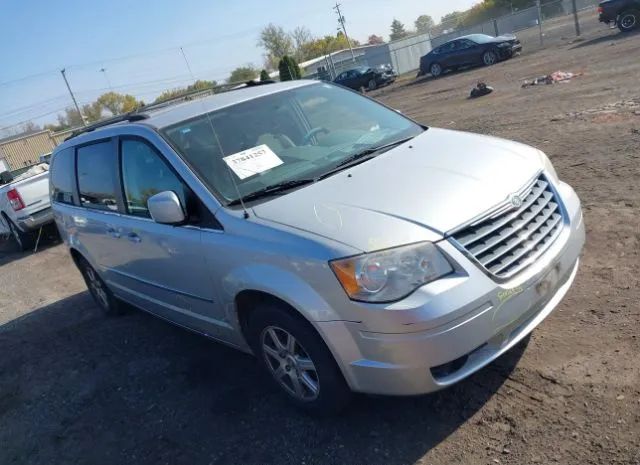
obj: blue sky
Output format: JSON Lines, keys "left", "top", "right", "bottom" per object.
{"left": 0, "top": 0, "right": 477, "bottom": 132}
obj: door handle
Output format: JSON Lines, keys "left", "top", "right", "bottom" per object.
{"left": 127, "top": 232, "right": 142, "bottom": 243}
{"left": 107, "top": 227, "right": 121, "bottom": 238}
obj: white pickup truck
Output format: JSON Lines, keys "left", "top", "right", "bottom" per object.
{"left": 0, "top": 164, "right": 53, "bottom": 251}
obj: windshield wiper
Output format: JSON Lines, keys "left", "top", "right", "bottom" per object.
{"left": 319, "top": 136, "right": 415, "bottom": 180}
{"left": 227, "top": 178, "right": 316, "bottom": 206}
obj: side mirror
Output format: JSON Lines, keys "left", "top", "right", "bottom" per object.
{"left": 147, "top": 191, "right": 186, "bottom": 225}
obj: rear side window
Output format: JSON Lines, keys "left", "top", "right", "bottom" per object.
{"left": 120, "top": 139, "right": 189, "bottom": 218}
{"left": 77, "top": 141, "right": 118, "bottom": 211}
{"left": 50, "top": 148, "right": 75, "bottom": 205}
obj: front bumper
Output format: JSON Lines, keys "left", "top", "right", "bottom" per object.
{"left": 318, "top": 181, "right": 585, "bottom": 396}
{"left": 16, "top": 207, "right": 54, "bottom": 232}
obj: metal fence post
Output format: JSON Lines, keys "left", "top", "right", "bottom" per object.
{"left": 571, "top": 0, "right": 581, "bottom": 36}
{"left": 493, "top": 19, "right": 499, "bottom": 36}
{"left": 536, "top": 0, "right": 544, "bottom": 46}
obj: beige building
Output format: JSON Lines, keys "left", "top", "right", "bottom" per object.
{"left": 0, "top": 130, "right": 65, "bottom": 172}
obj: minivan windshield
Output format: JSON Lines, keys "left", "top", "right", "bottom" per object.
{"left": 162, "top": 82, "right": 424, "bottom": 205}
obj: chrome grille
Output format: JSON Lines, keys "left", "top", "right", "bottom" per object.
{"left": 451, "top": 176, "right": 564, "bottom": 279}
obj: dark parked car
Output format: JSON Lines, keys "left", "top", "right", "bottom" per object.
{"left": 375, "top": 63, "right": 398, "bottom": 81}
{"left": 599, "top": 0, "right": 639, "bottom": 32}
{"left": 334, "top": 66, "right": 393, "bottom": 91}
{"left": 418, "top": 34, "right": 522, "bottom": 78}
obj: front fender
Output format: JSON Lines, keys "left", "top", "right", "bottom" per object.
{"left": 220, "top": 263, "right": 343, "bottom": 324}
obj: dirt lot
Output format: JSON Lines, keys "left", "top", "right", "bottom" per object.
{"left": 1, "top": 15, "right": 639, "bottom": 465}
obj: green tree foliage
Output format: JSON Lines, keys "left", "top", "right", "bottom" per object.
{"left": 259, "top": 23, "right": 295, "bottom": 70}
{"left": 278, "top": 56, "right": 302, "bottom": 81}
{"left": 153, "top": 80, "right": 217, "bottom": 104}
{"left": 389, "top": 19, "right": 409, "bottom": 41}
{"left": 367, "top": 34, "right": 385, "bottom": 45}
{"left": 228, "top": 66, "right": 259, "bottom": 83}
{"left": 96, "top": 92, "right": 144, "bottom": 116}
{"left": 414, "top": 15, "right": 435, "bottom": 34}
{"left": 260, "top": 69, "right": 271, "bottom": 81}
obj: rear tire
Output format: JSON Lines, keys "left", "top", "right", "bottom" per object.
{"left": 248, "top": 304, "right": 352, "bottom": 415}
{"left": 2, "top": 214, "right": 33, "bottom": 252}
{"left": 77, "top": 256, "right": 124, "bottom": 316}
{"left": 618, "top": 9, "right": 639, "bottom": 32}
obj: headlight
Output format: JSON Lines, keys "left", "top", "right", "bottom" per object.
{"left": 539, "top": 150, "right": 559, "bottom": 183}
{"left": 330, "top": 242, "right": 453, "bottom": 303}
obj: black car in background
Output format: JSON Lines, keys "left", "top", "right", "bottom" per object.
{"left": 599, "top": 0, "right": 640, "bottom": 32}
{"left": 418, "top": 34, "right": 522, "bottom": 78}
{"left": 333, "top": 66, "right": 394, "bottom": 91}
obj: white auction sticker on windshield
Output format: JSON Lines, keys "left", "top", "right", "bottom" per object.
{"left": 223, "top": 144, "right": 283, "bottom": 180}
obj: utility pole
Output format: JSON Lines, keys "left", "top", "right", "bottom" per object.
{"left": 60, "top": 68, "right": 86, "bottom": 127}
{"left": 571, "top": 0, "right": 581, "bottom": 36}
{"left": 333, "top": 3, "right": 356, "bottom": 62}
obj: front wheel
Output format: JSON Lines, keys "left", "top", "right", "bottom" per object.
{"left": 249, "top": 304, "right": 351, "bottom": 415}
{"left": 430, "top": 63, "right": 442, "bottom": 78}
{"left": 618, "top": 9, "right": 639, "bottom": 32}
{"left": 483, "top": 49, "right": 498, "bottom": 66}
{"left": 367, "top": 79, "right": 377, "bottom": 91}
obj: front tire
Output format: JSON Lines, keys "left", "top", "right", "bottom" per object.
{"left": 483, "top": 49, "right": 498, "bottom": 66}
{"left": 367, "top": 79, "right": 377, "bottom": 91}
{"left": 430, "top": 62, "right": 442, "bottom": 78}
{"left": 77, "top": 257, "right": 124, "bottom": 316}
{"left": 618, "top": 9, "right": 639, "bottom": 32}
{"left": 248, "top": 304, "right": 351, "bottom": 415}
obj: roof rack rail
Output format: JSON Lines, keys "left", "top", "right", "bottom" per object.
{"left": 64, "top": 113, "right": 150, "bottom": 141}
{"left": 63, "top": 79, "right": 279, "bottom": 142}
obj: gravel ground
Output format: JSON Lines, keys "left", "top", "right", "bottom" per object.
{"left": 1, "top": 13, "right": 639, "bottom": 465}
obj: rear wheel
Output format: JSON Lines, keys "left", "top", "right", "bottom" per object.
{"left": 618, "top": 9, "right": 639, "bottom": 32}
{"left": 248, "top": 304, "right": 351, "bottom": 415}
{"left": 430, "top": 63, "right": 442, "bottom": 78}
{"left": 77, "top": 256, "right": 124, "bottom": 316}
{"left": 2, "top": 214, "right": 33, "bottom": 252}
{"left": 483, "top": 49, "right": 498, "bottom": 66}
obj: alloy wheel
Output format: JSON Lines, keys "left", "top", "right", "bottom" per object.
{"left": 84, "top": 265, "right": 109, "bottom": 310}
{"left": 483, "top": 51, "right": 497, "bottom": 66}
{"left": 430, "top": 63, "right": 442, "bottom": 77}
{"left": 261, "top": 326, "right": 320, "bottom": 401}
{"left": 620, "top": 13, "right": 637, "bottom": 30}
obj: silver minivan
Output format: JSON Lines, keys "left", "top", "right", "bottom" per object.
{"left": 51, "top": 80, "right": 585, "bottom": 413}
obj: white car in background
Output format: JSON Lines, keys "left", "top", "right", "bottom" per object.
{"left": 0, "top": 164, "right": 53, "bottom": 251}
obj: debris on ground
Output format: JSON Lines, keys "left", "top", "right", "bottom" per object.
{"left": 522, "top": 71, "right": 582, "bottom": 88}
{"left": 469, "top": 82, "right": 494, "bottom": 98}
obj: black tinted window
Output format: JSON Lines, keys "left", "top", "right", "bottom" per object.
{"left": 77, "top": 141, "right": 118, "bottom": 211}
{"left": 120, "top": 139, "right": 188, "bottom": 218}
{"left": 50, "top": 148, "right": 75, "bottom": 205}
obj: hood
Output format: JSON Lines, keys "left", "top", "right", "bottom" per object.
{"left": 252, "top": 128, "right": 543, "bottom": 252}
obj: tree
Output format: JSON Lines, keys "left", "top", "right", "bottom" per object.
{"left": 82, "top": 102, "right": 103, "bottom": 123}
{"left": 95, "top": 92, "right": 144, "bottom": 116}
{"left": 414, "top": 14, "right": 435, "bottom": 34}
{"left": 367, "top": 34, "right": 385, "bottom": 45}
{"left": 259, "top": 23, "right": 294, "bottom": 69}
{"left": 153, "top": 80, "right": 217, "bottom": 104}
{"left": 228, "top": 66, "right": 259, "bottom": 83}
{"left": 290, "top": 26, "right": 314, "bottom": 62}
{"left": 278, "top": 56, "right": 302, "bottom": 81}
{"left": 260, "top": 69, "right": 271, "bottom": 81}
{"left": 389, "top": 19, "right": 409, "bottom": 41}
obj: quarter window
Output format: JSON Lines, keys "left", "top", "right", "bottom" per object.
{"left": 120, "top": 139, "right": 188, "bottom": 218}
{"left": 49, "top": 148, "right": 75, "bottom": 205}
{"left": 77, "top": 142, "right": 118, "bottom": 211}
